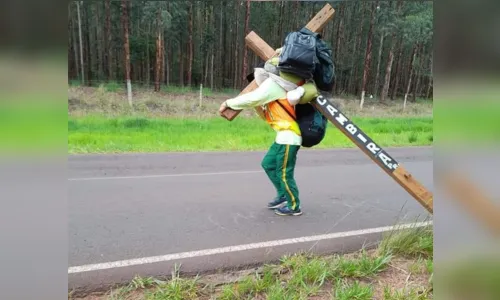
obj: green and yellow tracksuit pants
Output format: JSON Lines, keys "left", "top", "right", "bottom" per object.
{"left": 261, "top": 142, "right": 301, "bottom": 210}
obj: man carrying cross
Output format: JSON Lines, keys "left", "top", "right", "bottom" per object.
{"left": 219, "top": 47, "right": 320, "bottom": 216}
{"left": 219, "top": 3, "right": 434, "bottom": 216}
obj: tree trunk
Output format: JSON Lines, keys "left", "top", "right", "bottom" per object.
{"left": 233, "top": 1, "right": 240, "bottom": 89}
{"left": 204, "top": 51, "right": 209, "bottom": 86}
{"left": 242, "top": 0, "right": 250, "bottom": 86}
{"left": 426, "top": 51, "right": 433, "bottom": 99}
{"left": 334, "top": 4, "right": 345, "bottom": 94}
{"left": 373, "top": 33, "right": 385, "bottom": 98}
{"left": 179, "top": 34, "right": 184, "bottom": 86}
{"left": 202, "top": 5, "right": 208, "bottom": 86}
{"left": 227, "top": 2, "right": 233, "bottom": 87}
{"left": 95, "top": 4, "right": 104, "bottom": 81}
{"left": 92, "top": 4, "right": 101, "bottom": 82}
{"left": 160, "top": 33, "right": 165, "bottom": 85}
{"left": 294, "top": 1, "right": 300, "bottom": 29}
{"left": 70, "top": 5, "right": 80, "bottom": 81}
{"left": 187, "top": 1, "right": 193, "bottom": 87}
{"left": 278, "top": 1, "right": 285, "bottom": 40}
{"left": 222, "top": 5, "right": 228, "bottom": 86}
{"left": 411, "top": 43, "right": 424, "bottom": 102}
{"left": 196, "top": 1, "right": 202, "bottom": 87}
{"left": 121, "top": 0, "right": 132, "bottom": 105}
{"left": 391, "top": 37, "right": 404, "bottom": 100}
{"left": 210, "top": 49, "right": 214, "bottom": 90}
{"left": 381, "top": 1, "right": 403, "bottom": 103}
{"left": 334, "top": 3, "right": 344, "bottom": 63}
{"left": 83, "top": 3, "right": 93, "bottom": 85}
{"left": 76, "top": 1, "right": 85, "bottom": 84}
{"left": 146, "top": 23, "right": 151, "bottom": 87}
{"left": 86, "top": 4, "right": 95, "bottom": 84}
{"left": 348, "top": 3, "right": 365, "bottom": 94}
{"left": 404, "top": 44, "right": 418, "bottom": 109}
{"left": 380, "top": 33, "right": 396, "bottom": 103}
{"left": 154, "top": 32, "right": 161, "bottom": 91}
{"left": 361, "top": 1, "right": 378, "bottom": 103}
{"left": 165, "top": 2, "right": 170, "bottom": 86}
{"left": 68, "top": 10, "right": 74, "bottom": 78}
{"left": 166, "top": 41, "right": 170, "bottom": 86}
{"left": 154, "top": 8, "right": 162, "bottom": 92}
{"left": 105, "top": 0, "right": 112, "bottom": 80}
{"left": 219, "top": 3, "right": 223, "bottom": 88}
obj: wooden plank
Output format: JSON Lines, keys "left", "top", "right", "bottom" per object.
{"left": 221, "top": 4, "right": 335, "bottom": 121}
{"left": 313, "top": 94, "right": 433, "bottom": 214}
{"left": 304, "top": 3, "right": 336, "bottom": 33}
{"left": 393, "top": 166, "right": 433, "bottom": 213}
{"left": 245, "top": 31, "right": 276, "bottom": 61}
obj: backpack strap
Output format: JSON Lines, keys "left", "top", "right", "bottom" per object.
{"left": 276, "top": 100, "right": 296, "bottom": 121}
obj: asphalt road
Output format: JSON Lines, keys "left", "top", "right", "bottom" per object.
{"left": 68, "top": 147, "right": 433, "bottom": 292}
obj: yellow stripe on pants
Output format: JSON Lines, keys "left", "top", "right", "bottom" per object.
{"left": 282, "top": 145, "right": 297, "bottom": 210}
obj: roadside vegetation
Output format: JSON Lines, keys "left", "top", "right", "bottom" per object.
{"left": 68, "top": 85, "right": 433, "bottom": 154}
{"left": 69, "top": 223, "right": 434, "bottom": 300}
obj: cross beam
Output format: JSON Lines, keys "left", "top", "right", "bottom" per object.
{"left": 222, "top": 4, "right": 434, "bottom": 213}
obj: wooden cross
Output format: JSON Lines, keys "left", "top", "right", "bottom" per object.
{"left": 221, "top": 4, "right": 433, "bottom": 214}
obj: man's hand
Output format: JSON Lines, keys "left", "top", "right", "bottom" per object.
{"left": 219, "top": 100, "right": 228, "bottom": 116}
{"left": 287, "top": 86, "right": 305, "bottom": 106}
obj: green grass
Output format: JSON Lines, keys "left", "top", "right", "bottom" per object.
{"left": 217, "top": 273, "right": 275, "bottom": 300}
{"left": 378, "top": 223, "right": 433, "bottom": 259}
{"left": 105, "top": 267, "right": 201, "bottom": 300}
{"left": 408, "top": 258, "right": 428, "bottom": 275}
{"left": 68, "top": 116, "right": 433, "bottom": 154}
{"left": 334, "top": 279, "right": 374, "bottom": 300}
{"left": 144, "top": 277, "right": 199, "bottom": 300}
{"left": 383, "top": 286, "right": 431, "bottom": 300}
{"left": 332, "top": 250, "right": 393, "bottom": 278}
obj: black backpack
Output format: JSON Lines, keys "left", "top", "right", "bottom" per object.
{"left": 278, "top": 27, "right": 335, "bottom": 92}
{"left": 276, "top": 100, "right": 327, "bottom": 148}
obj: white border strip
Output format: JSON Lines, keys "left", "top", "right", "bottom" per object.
{"left": 68, "top": 221, "right": 432, "bottom": 274}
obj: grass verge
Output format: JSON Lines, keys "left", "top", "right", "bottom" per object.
{"left": 68, "top": 116, "right": 433, "bottom": 154}
{"left": 70, "top": 223, "right": 434, "bottom": 300}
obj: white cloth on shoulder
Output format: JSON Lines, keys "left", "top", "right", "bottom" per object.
{"left": 254, "top": 67, "right": 297, "bottom": 91}
{"left": 253, "top": 67, "right": 305, "bottom": 105}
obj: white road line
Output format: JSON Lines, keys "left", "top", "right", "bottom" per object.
{"left": 68, "top": 170, "right": 264, "bottom": 181}
{"left": 68, "top": 221, "right": 432, "bottom": 274}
